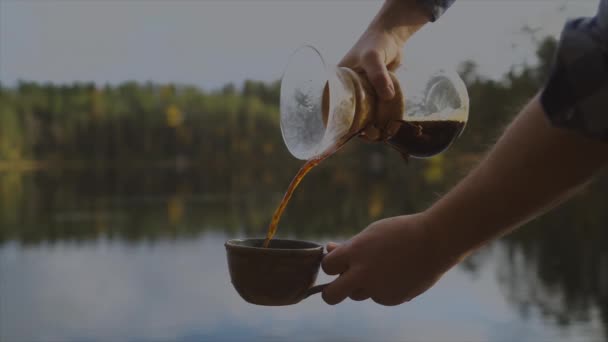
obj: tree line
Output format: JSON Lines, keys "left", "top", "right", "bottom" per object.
{"left": 0, "top": 79, "right": 282, "bottom": 166}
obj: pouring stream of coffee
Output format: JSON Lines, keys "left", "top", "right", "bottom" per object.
{"left": 262, "top": 134, "right": 355, "bottom": 248}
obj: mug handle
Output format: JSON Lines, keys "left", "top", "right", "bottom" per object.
{"left": 304, "top": 283, "right": 328, "bottom": 298}
{"left": 303, "top": 252, "right": 329, "bottom": 298}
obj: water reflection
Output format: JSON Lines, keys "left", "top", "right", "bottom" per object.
{"left": 0, "top": 167, "right": 607, "bottom": 341}
{"left": 499, "top": 177, "right": 608, "bottom": 334}
{"left": 2, "top": 234, "right": 604, "bottom": 342}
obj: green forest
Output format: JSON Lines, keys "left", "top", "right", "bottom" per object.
{"left": 0, "top": 78, "right": 282, "bottom": 167}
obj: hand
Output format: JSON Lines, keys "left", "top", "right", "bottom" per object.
{"left": 338, "top": 29, "right": 404, "bottom": 100}
{"left": 338, "top": 0, "right": 429, "bottom": 100}
{"left": 321, "top": 213, "right": 464, "bottom": 306}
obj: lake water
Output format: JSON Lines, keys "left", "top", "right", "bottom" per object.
{"left": 0, "top": 168, "right": 607, "bottom": 341}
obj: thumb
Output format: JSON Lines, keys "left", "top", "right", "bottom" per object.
{"left": 361, "top": 50, "right": 395, "bottom": 100}
{"left": 322, "top": 242, "right": 348, "bottom": 275}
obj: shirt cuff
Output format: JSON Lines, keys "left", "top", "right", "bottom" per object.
{"left": 417, "top": 0, "right": 456, "bottom": 22}
{"left": 540, "top": 17, "right": 608, "bottom": 142}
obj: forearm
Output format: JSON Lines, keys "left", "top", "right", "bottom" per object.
{"left": 425, "top": 94, "right": 608, "bottom": 258}
{"left": 368, "top": 0, "right": 431, "bottom": 45}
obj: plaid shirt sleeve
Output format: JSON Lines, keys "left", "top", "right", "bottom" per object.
{"left": 417, "top": 0, "right": 456, "bottom": 22}
{"left": 540, "top": 0, "right": 608, "bottom": 142}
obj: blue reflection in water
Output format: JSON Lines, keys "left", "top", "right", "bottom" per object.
{"left": 0, "top": 233, "right": 604, "bottom": 342}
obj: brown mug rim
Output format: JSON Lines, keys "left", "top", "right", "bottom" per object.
{"left": 225, "top": 238, "right": 323, "bottom": 253}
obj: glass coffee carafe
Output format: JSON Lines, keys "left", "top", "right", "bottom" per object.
{"left": 280, "top": 45, "right": 469, "bottom": 160}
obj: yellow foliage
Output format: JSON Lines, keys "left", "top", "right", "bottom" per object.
{"left": 368, "top": 185, "right": 385, "bottom": 219}
{"left": 167, "top": 195, "right": 184, "bottom": 225}
{"left": 166, "top": 104, "right": 183, "bottom": 128}
{"left": 423, "top": 155, "right": 445, "bottom": 184}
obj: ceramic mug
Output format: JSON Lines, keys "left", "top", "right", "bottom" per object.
{"left": 225, "top": 238, "right": 328, "bottom": 306}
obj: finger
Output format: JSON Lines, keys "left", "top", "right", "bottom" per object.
{"left": 322, "top": 244, "right": 349, "bottom": 275}
{"left": 386, "top": 59, "right": 401, "bottom": 71}
{"left": 361, "top": 50, "right": 395, "bottom": 100}
{"left": 338, "top": 52, "right": 358, "bottom": 69}
{"left": 322, "top": 271, "right": 359, "bottom": 305}
{"left": 371, "top": 295, "right": 406, "bottom": 307}
{"left": 326, "top": 242, "right": 339, "bottom": 253}
{"left": 349, "top": 289, "right": 370, "bottom": 302}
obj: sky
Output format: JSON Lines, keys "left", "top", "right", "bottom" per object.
{"left": 0, "top": 0, "right": 599, "bottom": 91}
